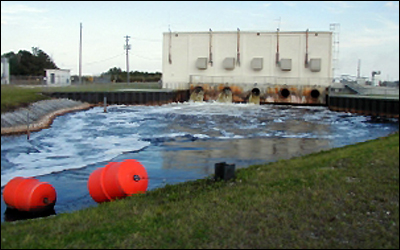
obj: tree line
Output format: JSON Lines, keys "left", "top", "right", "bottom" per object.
{"left": 2, "top": 48, "right": 162, "bottom": 82}
{"left": 1, "top": 47, "right": 59, "bottom": 76}
{"left": 100, "top": 67, "right": 162, "bottom": 83}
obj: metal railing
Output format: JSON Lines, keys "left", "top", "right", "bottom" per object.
{"left": 334, "top": 81, "right": 399, "bottom": 99}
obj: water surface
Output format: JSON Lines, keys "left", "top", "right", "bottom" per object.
{"left": 1, "top": 102, "right": 398, "bottom": 222}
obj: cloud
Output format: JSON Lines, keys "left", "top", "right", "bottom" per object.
{"left": 324, "top": 1, "right": 353, "bottom": 14}
{"left": 385, "top": 1, "right": 399, "bottom": 9}
{"left": 374, "top": 14, "right": 399, "bottom": 32}
{"left": 1, "top": 4, "right": 47, "bottom": 14}
{"left": 342, "top": 22, "right": 399, "bottom": 49}
{"left": 1, "top": 3, "right": 49, "bottom": 27}
{"left": 325, "top": 1, "right": 352, "bottom": 8}
{"left": 282, "top": 2, "right": 296, "bottom": 8}
{"left": 1, "top": 14, "right": 20, "bottom": 26}
{"left": 341, "top": 35, "right": 398, "bottom": 49}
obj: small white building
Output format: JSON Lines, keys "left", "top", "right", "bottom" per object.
{"left": 45, "top": 69, "right": 71, "bottom": 85}
{"left": 1, "top": 57, "right": 10, "bottom": 84}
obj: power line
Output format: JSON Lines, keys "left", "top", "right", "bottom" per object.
{"left": 131, "top": 37, "right": 161, "bottom": 42}
{"left": 84, "top": 53, "right": 125, "bottom": 66}
{"left": 128, "top": 51, "right": 161, "bottom": 61}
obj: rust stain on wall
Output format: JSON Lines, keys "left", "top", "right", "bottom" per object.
{"left": 190, "top": 83, "right": 327, "bottom": 105}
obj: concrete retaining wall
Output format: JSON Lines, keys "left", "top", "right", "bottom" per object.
{"left": 1, "top": 99, "right": 93, "bottom": 135}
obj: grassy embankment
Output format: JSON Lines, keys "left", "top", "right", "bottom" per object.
{"left": 1, "top": 82, "right": 161, "bottom": 113}
{"left": 1, "top": 132, "right": 399, "bottom": 249}
{"left": 1, "top": 85, "right": 50, "bottom": 113}
{"left": 40, "top": 82, "right": 161, "bottom": 93}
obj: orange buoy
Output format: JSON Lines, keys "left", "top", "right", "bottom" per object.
{"left": 88, "top": 159, "right": 148, "bottom": 203}
{"left": 3, "top": 177, "right": 57, "bottom": 212}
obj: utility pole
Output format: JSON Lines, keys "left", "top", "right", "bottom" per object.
{"left": 330, "top": 23, "right": 340, "bottom": 80}
{"left": 79, "top": 22, "right": 82, "bottom": 84}
{"left": 124, "top": 35, "right": 131, "bottom": 83}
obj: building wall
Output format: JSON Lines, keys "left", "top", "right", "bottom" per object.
{"left": 1, "top": 57, "right": 10, "bottom": 85}
{"left": 162, "top": 31, "right": 332, "bottom": 89}
{"left": 45, "top": 69, "right": 71, "bottom": 85}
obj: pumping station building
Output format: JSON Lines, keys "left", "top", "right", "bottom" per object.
{"left": 162, "top": 29, "right": 333, "bottom": 105}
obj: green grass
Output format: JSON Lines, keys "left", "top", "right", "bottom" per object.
{"left": 1, "top": 82, "right": 161, "bottom": 113}
{"left": 1, "top": 85, "right": 51, "bottom": 113}
{"left": 41, "top": 82, "right": 161, "bottom": 92}
{"left": 1, "top": 133, "right": 399, "bottom": 249}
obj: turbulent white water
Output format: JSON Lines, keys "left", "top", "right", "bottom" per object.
{"left": 1, "top": 101, "right": 398, "bottom": 221}
{"left": 1, "top": 102, "right": 398, "bottom": 187}
{"left": 1, "top": 108, "right": 149, "bottom": 186}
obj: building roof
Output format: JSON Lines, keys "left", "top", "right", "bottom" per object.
{"left": 45, "top": 69, "right": 71, "bottom": 72}
{"left": 163, "top": 30, "right": 332, "bottom": 35}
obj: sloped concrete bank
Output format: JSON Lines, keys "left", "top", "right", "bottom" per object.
{"left": 1, "top": 99, "right": 94, "bottom": 136}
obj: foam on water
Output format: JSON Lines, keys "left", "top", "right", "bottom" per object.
{"left": 1, "top": 102, "right": 399, "bottom": 188}
{"left": 1, "top": 108, "right": 150, "bottom": 187}
{"left": 1, "top": 102, "right": 399, "bottom": 222}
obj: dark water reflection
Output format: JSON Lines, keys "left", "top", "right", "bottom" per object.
{"left": 160, "top": 138, "right": 331, "bottom": 174}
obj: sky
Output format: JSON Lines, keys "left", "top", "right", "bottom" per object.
{"left": 1, "top": 1, "right": 399, "bottom": 80}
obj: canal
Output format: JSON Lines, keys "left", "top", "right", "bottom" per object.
{"left": 1, "top": 102, "right": 398, "bottom": 222}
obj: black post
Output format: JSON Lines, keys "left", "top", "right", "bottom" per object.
{"left": 215, "top": 162, "right": 236, "bottom": 181}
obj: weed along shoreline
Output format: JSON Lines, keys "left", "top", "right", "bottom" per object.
{"left": 1, "top": 132, "right": 399, "bottom": 249}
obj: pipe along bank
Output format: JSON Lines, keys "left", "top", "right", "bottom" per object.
{"left": 189, "top": 83, "right": 327, "bottom": 105}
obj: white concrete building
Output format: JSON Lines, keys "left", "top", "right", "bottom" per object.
{"left": 45, "top": 69, "right": 71, "bottom": 85}
{"left": 162, "top": 30, "right": 333, "bottom": 104}
{"left": 1, "top": 57, "right": 10, "bottom": 85}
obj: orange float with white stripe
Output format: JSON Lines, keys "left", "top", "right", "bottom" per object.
{"left": 3, "top": 177, "right": 57, "bottom": 212}
{"left": 87, "top": 159, "right": 148, "bottom": 203}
